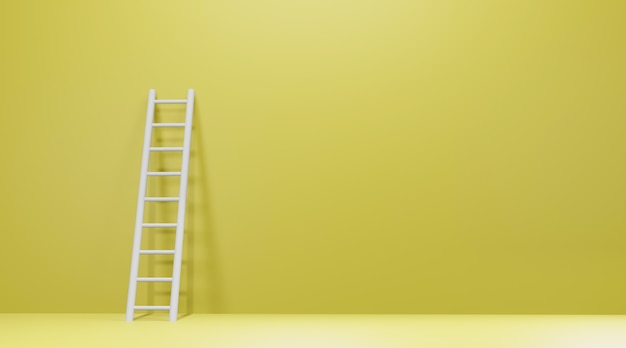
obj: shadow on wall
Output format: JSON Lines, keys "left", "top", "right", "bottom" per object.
{"left": 186, "top": 100, "right": 222, "bottom": 314}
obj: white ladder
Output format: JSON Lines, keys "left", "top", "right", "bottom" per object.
{"left": 126, "top": 89, "right": 195, "bottom": 322}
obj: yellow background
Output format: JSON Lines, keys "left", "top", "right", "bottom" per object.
{"left": 1, "top": 0, "right": 625, "bottom": 314}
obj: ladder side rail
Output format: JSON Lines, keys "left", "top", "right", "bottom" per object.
{"left": 168, "top": 89, "right": 195, "bottom": 321}
{"left": 126, "top": 89, "right": 157, "bottom": 321}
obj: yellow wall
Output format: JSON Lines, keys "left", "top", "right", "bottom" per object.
{"left": 1, "top": 0, "right": 625, "bottom": 314}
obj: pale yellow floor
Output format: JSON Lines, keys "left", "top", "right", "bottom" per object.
{"left": 2, "top": 314, "right": 626, "bottom": 348}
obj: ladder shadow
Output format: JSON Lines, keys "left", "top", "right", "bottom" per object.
{"left": 187, "top": 99, "right": 222, "bottom": 314}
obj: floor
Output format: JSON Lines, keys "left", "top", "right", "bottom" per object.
{"left": 1, "top": 314, "right": 626, "bottom": 348}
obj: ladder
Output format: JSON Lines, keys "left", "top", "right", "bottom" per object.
{"left": 126, "top": 89, "right": 195, "bottom": 322}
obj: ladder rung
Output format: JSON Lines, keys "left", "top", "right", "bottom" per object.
{"left": 137, "top": 277, "right": 173, "bottom": 282}
{"left": 142, "top": 223, "right": 177, "bottom": 228}
{"left": 134, "top": 306, "right": 171, "bottom": 311}
{"left": 144, "top": 197, "right": 179, "bottom": 202}
{"left": 149, "top": 147, "right": 184, "bottom": 152}
{"left": 152, "top": 123, "right": 186, "bottom": 127}
{"left": 139, "top": 250, "right": 176, "bottom": 255}
{"left": 154, "top": 99, "right": 187, "bottom": 104}
{"left": 147, "top": 172, "right": 181, "bottom": 176}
